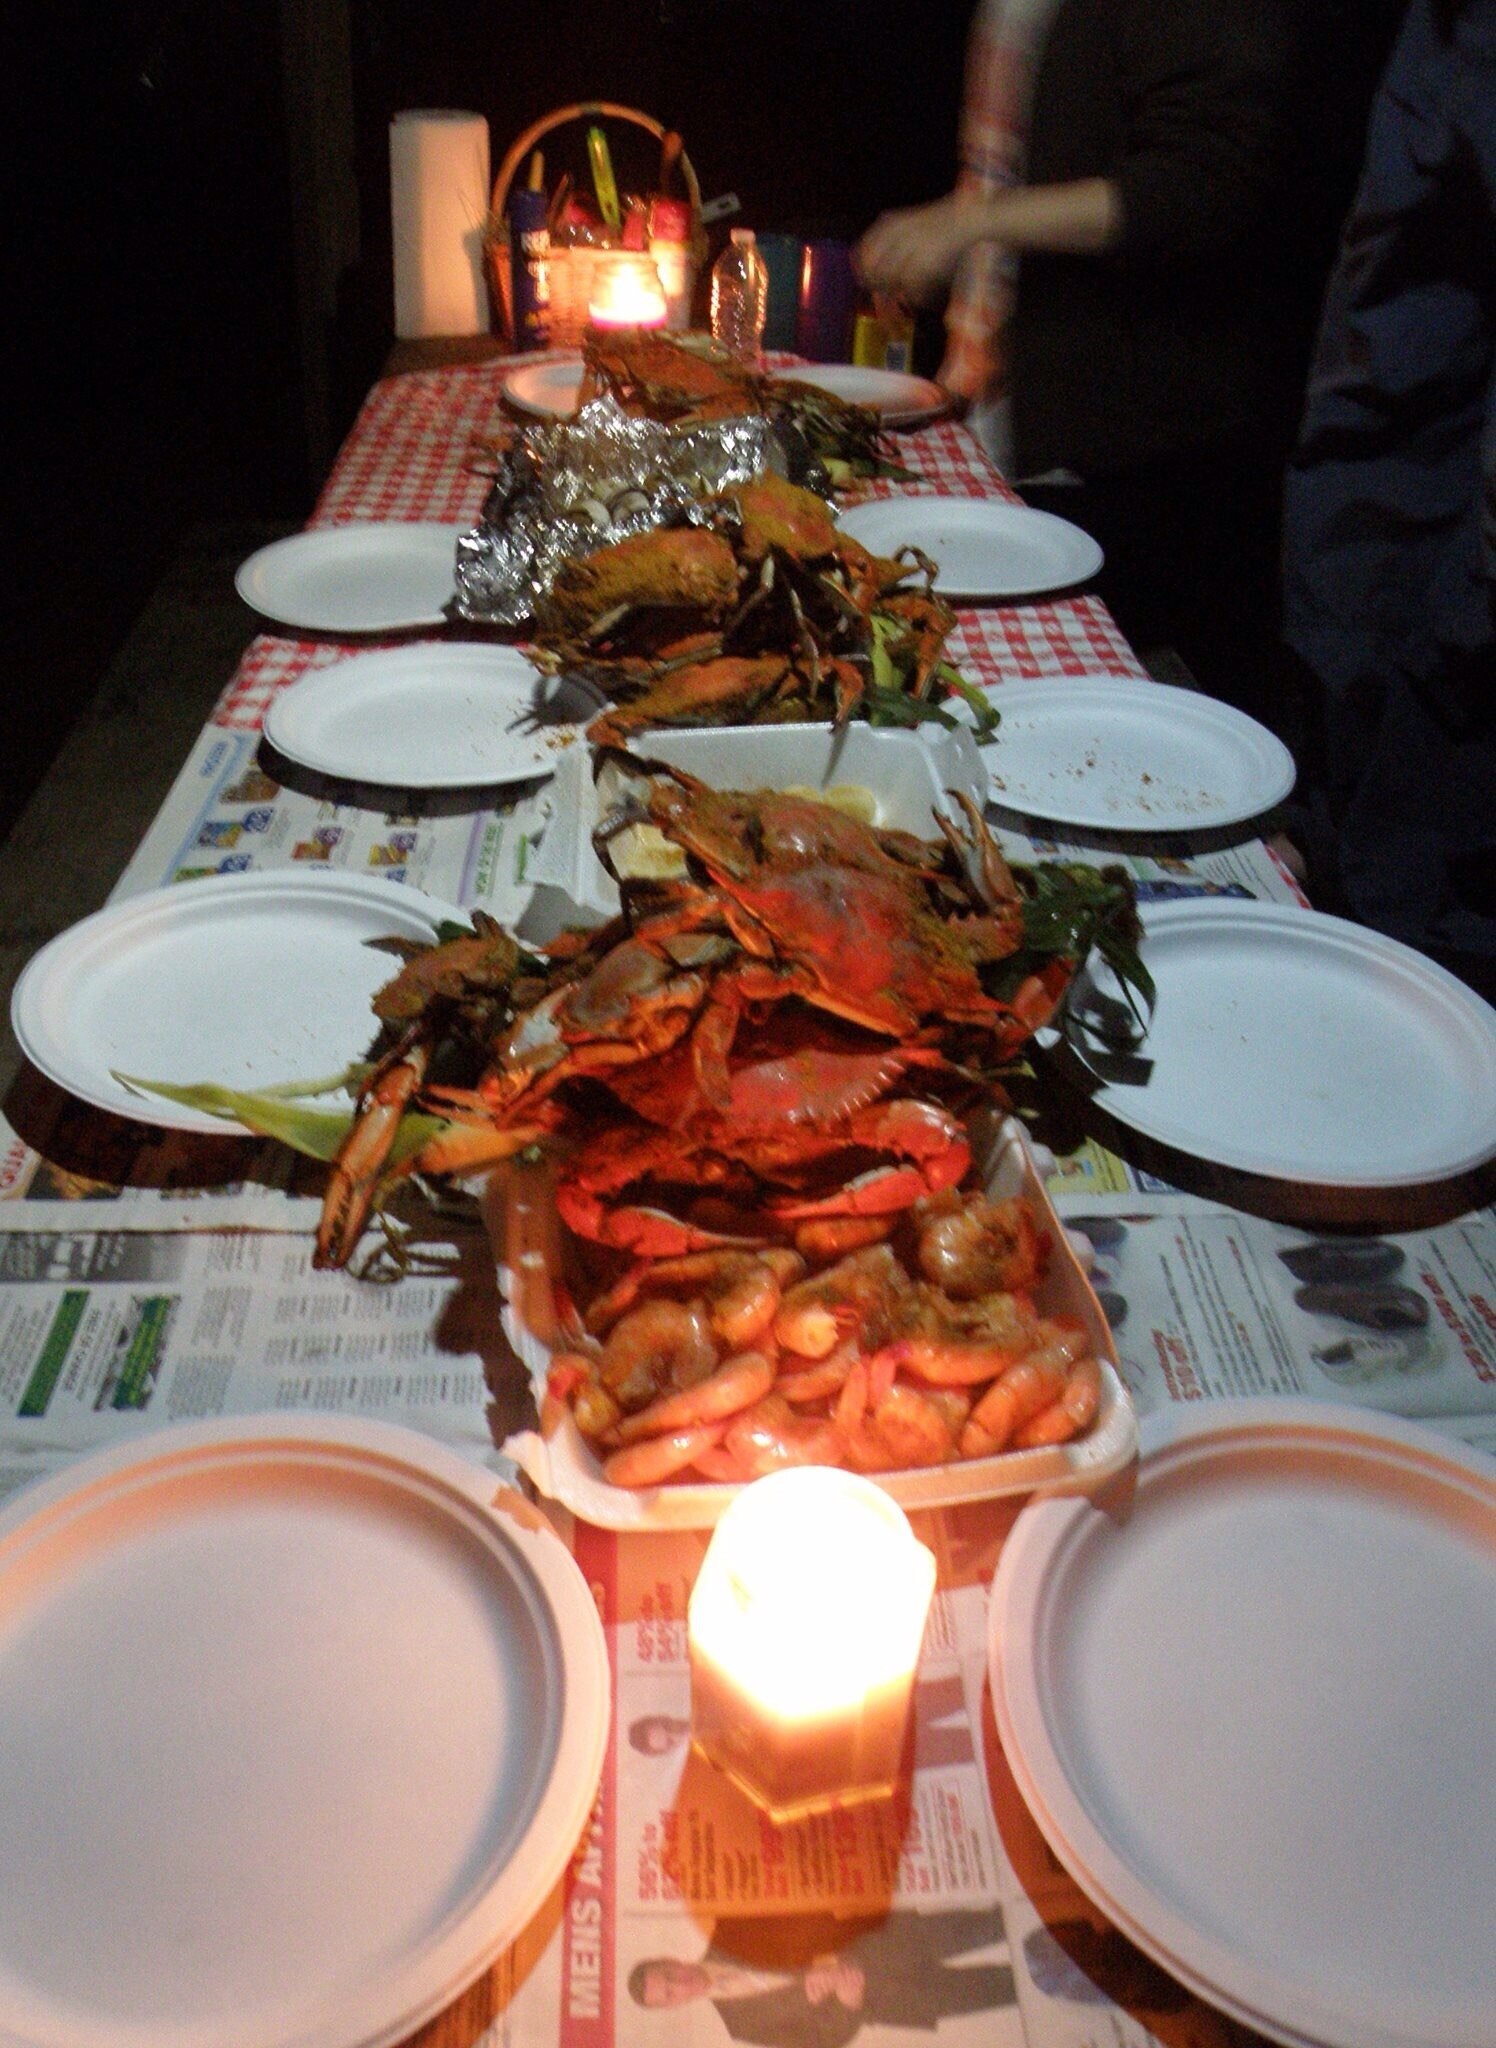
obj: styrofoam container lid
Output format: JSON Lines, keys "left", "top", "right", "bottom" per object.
{"left": 526, "top": 721, "right": 989, "bottom": 918}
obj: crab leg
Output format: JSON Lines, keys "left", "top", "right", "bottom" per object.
{"left": 313, "top": 1033, "right": 432, "bottom": 1270}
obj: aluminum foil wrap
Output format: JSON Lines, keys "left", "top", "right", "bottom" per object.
{"left": 453, "top": 398, "right": 773, "bottom": 626}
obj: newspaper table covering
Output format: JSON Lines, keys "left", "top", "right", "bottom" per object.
{"left": 2, "top": 351, "right": 1492, "bottom": 2048}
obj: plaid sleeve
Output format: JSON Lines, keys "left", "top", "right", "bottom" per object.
{"left": 940, "top": 1, "right": 1026, "bottom": 402}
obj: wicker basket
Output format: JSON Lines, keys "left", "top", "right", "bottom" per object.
{"left": 487, "top": 102, "right": 707, "bottom": 349}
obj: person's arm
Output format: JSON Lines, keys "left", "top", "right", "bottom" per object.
{"left": 857, "top": 179, "right": 1121, "bottom": 304}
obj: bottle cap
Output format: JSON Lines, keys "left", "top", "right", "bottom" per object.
{"left": 730, "top": 227, "right": 756, "bottom": 246}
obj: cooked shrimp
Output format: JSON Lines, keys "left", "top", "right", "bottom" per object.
{"left": 773, "top": 1243, "right": 908, "bottom": 1359}
{"left": 957, "top": 1324, "right": 1087, "bottom": 1456}
{"left": 586, "top": 1249, "right": 798, "bottom": 1350}
{"left": 573, "top": 1378, "right": 623, "bottom": 1440}
{"left": 892, "top": 1283, "right": 1039, "bottom": 1385}
{"left": 916, "top": 1194, "right": 1046, "bottom": 1300}
{"left": 691, "top": 1442, "right": 756, "bottom": 1483}
{"left": 775, "top": 1344, "right": 857, "bottom": 1405}
{"left": 722, "top": 1394, "right": 846, "bottom": 1477}
{"left": 921, "top": 1385, "right": 974, "bottom": 1437}
{"left": 599, "top": 1299, "right": 717, "bottom": 1409}
{"left": 869, "top": 1381, "right": 957, "bottom": 1467}
{"left": 792, "top": 1215, "right": 894, "bottom": 1261}
{"left": 612, "top": 1350, "right": 776, "bottom": 1443}
{"left": 1012, "top": 1353, "right": 1103, "bottom": 1448}
{"left": 603, "top": 1421, "right": 729, "bottom": 1488}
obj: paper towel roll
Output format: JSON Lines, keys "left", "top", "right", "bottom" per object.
{"left": 390, "top": 109, "right": 491, "bottom": 339}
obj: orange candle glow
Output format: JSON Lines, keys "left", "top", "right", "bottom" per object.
{"left": 587, "top": 253, "right": 668, "bottom": 331}
{"left": 688, "top": 1468, "right": 936, "bottom": 1821}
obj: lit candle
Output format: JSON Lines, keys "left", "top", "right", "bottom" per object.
{"left": 586, "top": 252, "right": 669, "bottom": 331}
{"left": 688, "top": 1468, "right": 936, "bottom": 1822}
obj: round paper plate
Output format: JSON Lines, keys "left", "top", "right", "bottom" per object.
{"left": 990, "top": 1401, "right": 1496, "bottom": 2048}
{"left": 11, "top": 870, "right": 459, "bottom": 1132}
{"left": 0, "top": 1416, "right": 609, "bottom": 2048}
{"left": 501, "top": 356, "right": 585, "bottom": 420}
{"left": 981, "top": 678, "right": 1296, "bottom": 831}
{"left": 236, "top": 525, "right": 465, "bottom": 634}
{"left": 837, "top": 495, "right": 1103, "bottom": 599}
{"left": 1069, "top": 900, "right": 1496, "bottom": 1186}
{"left": 769, "top": 364, "right": 948, "bottom": 427}
{"left": 263, "top": 644, "right": 592, "bottom": 789}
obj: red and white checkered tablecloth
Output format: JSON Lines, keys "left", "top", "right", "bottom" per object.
{"left": 214, "top": 357, "right": 1143, "bottom": 730}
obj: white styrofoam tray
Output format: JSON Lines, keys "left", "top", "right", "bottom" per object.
{"left": 527, "top": 720, "right": 988, "bottom": 919}
{"left": 493, "top": 1118, "right": 1137, "bottom": 1531}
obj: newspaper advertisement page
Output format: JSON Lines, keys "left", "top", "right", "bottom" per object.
{"left": 560, "top": 1516, "right": 1030, "bottom": 2048}
{"left": 485, "top": 1509, "right": 1252, "bottom": 2048}
{"left": 112, "top": 724, "right": 561, "bottom": 920}
{"left": 1053, "top": 1192, "right": 1496, "bottom": 1450}
{"left": 0, "top": 1213, "right": 513, "bottom": 1504}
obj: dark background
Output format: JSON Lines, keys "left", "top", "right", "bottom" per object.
{"left": 6, "top": 0, "right": 1397, "bottom": 843}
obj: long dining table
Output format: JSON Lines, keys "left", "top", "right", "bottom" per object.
{"left": 0, "top": 341, "right": 1492, "bottom": 2048}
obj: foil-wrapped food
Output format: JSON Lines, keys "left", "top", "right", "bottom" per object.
{"left": 453, "top": 398, "right": 773, "bottom": 626}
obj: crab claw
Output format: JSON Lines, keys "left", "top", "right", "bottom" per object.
{"left": 769, "top": 1099, "right": 971, "bottom": 1220}
{"left": 555, "top": 1182, "right": 771, "bottom": 1256}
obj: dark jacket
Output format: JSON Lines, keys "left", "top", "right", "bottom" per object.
{"left": 1010, "top": 0, "right": 1297, "bottom": 476}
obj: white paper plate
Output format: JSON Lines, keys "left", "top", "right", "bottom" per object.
{"left": 496, "top": 1119, "right": 1137, "bottom": 1530}
{"left": 770, "top": 364, "right": 949, "bottom": 427}
{"left": 837, "top": 495, "right": 1103, "bottom": 599}
{"left": 981, "top": 678, "right": 1296, "bottom": 831}
{"left": 263, "top": 644, "right": 592, "bottom": 789}
{"left": 501, "top": 355, "right": 585, "bottom": 420}
{"left": 1068, "top": 900, "right": 1496, "bottom": 1186}
{"left": 11, "top": 871, "right": 459, "bottom": 1132}
{"left": 990, "top": 1401, "right": 1496, "bottom": 2048}
{"left": 236, "top": 525, "right": 465, "bottom": 633}
{"left": 0, "top": 1416, "right": 609, "bottom": 2048}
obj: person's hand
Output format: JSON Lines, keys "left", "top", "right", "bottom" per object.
{"left": 804, "top": 1959, "right": 866, "bottom": 2008}
{"left": 857, "top": 194, "right": 994, "bottom": 304}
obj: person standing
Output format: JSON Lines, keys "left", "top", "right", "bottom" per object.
{"left": 1282, "top": 0, "right": 1496, "bottom": 991}
{"left": 857, "top": 0, "right": 1305, "bottom": 722}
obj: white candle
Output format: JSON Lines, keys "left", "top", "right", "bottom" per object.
{"left": 587, "top": 253, "right": 669, "bottom": 331}
{"left": 688, "top": 1469, "right": 936, "bottom": 1821}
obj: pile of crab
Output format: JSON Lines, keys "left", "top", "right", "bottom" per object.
{"left": 304, "top": 759, "right": 1145, "bottom": 1489}
{"left": 528, "top": 470, "right": 995, "bottom": 744}
{"left": 576, "top": 326, "right": 912, "bottom": 484}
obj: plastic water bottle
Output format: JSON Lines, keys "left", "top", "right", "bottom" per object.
{"left": 710, "top": 228, "right": 769, "bottom": 363}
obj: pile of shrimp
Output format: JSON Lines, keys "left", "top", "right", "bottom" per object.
{"left": 542, "top": 1191, "right": 1104, "bottom": 1489}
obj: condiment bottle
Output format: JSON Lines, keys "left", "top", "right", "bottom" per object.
{"left": 507, "top": 153, "right": 551, "bottom": 351}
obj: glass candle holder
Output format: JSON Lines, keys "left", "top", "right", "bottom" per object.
{"left": 688, "top": 1468, "right": 936, "bottom": 1823}
{"left": 587, "top": 252, "right": 669, "bottom": 331}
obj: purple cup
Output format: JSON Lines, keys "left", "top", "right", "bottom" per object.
{"left": 796, "top": 240, "right": 857, "bottom": 362}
